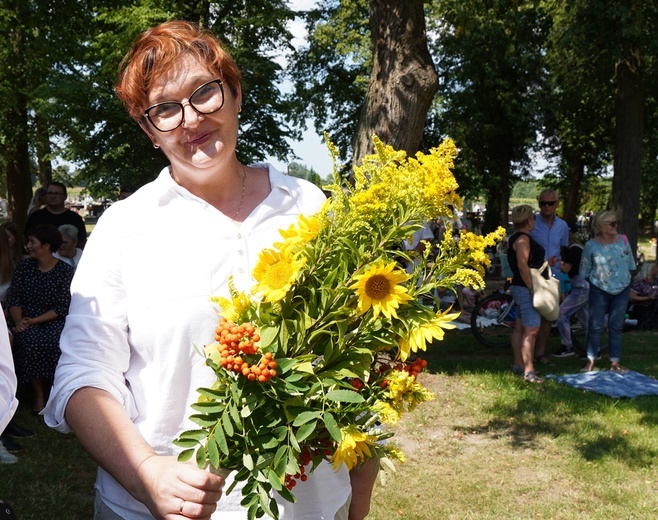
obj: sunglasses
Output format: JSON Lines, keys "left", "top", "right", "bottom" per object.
{"left": 539, "top": 200, "right": 558, "bottom": 207}
{"left": 604, "top": 220, "right": 619, "bottom": 227}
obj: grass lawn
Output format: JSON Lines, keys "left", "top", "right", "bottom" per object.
{"left": 2, "top": 327, "right": 658, "bottom": 519}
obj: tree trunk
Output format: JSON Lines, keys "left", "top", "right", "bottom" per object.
{"left": 612, "top": 51, "right": 643, "bottom": 257}
{"left": 35, "top": 114, "right": 53, "bottom": 188}
{"left": 563, "top": 157, "right": 585, "bottom": 224}
{"left": 6, "top": 102, "right": 32, "bottom": 233}
{"left": 4, "top": 19, "right": 32, "bottom": 232}
{"left": 483, "top": 165, "right": 511, "bottom": 234}
{"left": 351, "top": 0, "right": 438, "bottom": 168}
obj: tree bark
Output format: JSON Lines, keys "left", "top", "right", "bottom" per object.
{"left": 612, "top": 50, "right": 643, "bottom": 257}
{"left": 4, "top": 20, "right": 32, "bottom": 231}
{"left": 351, "top": 0, "right": 438, "bottom": 168}
{"left": 483, "top": 164, "right": 510, "bottom": 234}
{"left": 563, "top": 156, "right": 585, "bottom": 224}
{"left": 6, "top": 102, "right": 32, "bottom": 233}
{"left": 35, "top": 114, "right": 53, "bottom": 188}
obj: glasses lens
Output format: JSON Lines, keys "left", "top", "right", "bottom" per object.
{"left": 146, "top": 103, "right": 183, "bottom": 132}
{"left": 539, "top": 201, "right": 557, "bottom": 206}
{"left": 190, "top": 80, "right": 224, "bottom": 114}
{"left": 144, "top": 80, "right": 224, "bottom": 133}
{"left": 608, "top": 221, "right": 619, "bottom": 227}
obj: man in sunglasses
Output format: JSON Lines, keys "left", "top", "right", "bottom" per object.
{"left": 530, "top": 189, "right": 570, "bottom": 362}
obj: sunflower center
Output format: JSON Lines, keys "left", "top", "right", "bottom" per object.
{"left": 364, "top": 274, "right": 391, "bottom": 300}
{"left": 262, "top": 261, "right": 293, "bottom": 289}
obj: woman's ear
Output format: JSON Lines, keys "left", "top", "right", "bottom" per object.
{"left": 138, "top": 120, "right": 158, "bottom": 147}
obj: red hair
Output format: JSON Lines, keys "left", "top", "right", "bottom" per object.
{"left": 116, "top": 20, "right": 241, "bottom": 122}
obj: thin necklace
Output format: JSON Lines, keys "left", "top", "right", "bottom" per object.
{"left": 232, "top": 164, "right": 247, "bottom": 220}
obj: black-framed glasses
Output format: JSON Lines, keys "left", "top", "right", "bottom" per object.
{"left": 144, "top": 79, "right": 225, "bottom": 132}
{"left": 539, "top": 200, "right": 558, "bottom": 207}
{"left": 47, "top": 191, "right": 65, "bottom": 196}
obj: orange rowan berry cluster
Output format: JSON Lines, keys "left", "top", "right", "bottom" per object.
{"left": 215, "top": 318, "right": 277, "bottom": 382}
{"left": 403, "top": 357, "right": 428, "bottom": 380}
{"left": 284, "top": 447, "right": 312, "bottom": 490}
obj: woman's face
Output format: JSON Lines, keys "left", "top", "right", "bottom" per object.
{"left": 26, "top": 236, "right": 50, "bottom": 258}
{"left": 144, "top": 54, "right": 242, "bottom": 187}
{"left": 58, "top": 235, "right": 77, "bottom": 259}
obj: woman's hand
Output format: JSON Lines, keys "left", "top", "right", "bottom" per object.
{"left": 136, "top": 455, "right": 225, "bottom": 519}
{"left": 14, "top": 317, "right": 32, "bottom": 332}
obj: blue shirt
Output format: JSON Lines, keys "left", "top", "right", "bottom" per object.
{"left": 530, "top": 214, "right": 569, "bottom": 277}
{"left": 580, "top": 235, "right": 636, "bottom": 294}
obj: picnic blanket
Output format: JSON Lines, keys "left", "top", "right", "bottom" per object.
{"left": 547, "top": 370, "right": 658, "bottom": 398}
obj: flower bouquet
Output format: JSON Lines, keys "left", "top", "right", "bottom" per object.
{"left": 174, "top": 136, "right": 505, "bottom": 519}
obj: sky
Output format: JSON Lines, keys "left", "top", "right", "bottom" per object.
{"left": 264, "top": 0, "right": 336, "bottom": 178}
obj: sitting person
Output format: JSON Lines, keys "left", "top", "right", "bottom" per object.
{"left": 53, "top": 224, "right": 84, "bottom": 270}
{"left": 8, "top": 224, "right": 74, "bottom": 413}
{"left": 628, "top": 262, "right": 658, "bottom": 329}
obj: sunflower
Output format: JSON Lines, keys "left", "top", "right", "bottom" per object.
{"left": 331, "top": 425, "right": 378, "bottom": 470}
{"left": 277, "top": 211, "right": 324, "bottom": 250}
{"left": 350, "top": 261, "right": 413, "bottom": 319}
{"left": 398, "top": 308, "right": 460, "bottom": 361}
{"left": 252, "top": 247, "right": 306, "bottom": 303}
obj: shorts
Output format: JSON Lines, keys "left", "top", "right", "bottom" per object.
{"left": 510, "top": 285, "right": 541, "bottom": 328}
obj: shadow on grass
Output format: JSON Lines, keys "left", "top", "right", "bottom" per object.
{"left": 420, "top": 328, "right": 658, "bottom": 470}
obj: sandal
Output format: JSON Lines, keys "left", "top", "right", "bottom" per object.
{"left": 524, "top": 371, "right": 544, "bottom": 384}
{"left": 610, "top": 365, "right": 629, "bottom": 374}
{"left": 511, "top": 364, "right": 524, "bottom": 374}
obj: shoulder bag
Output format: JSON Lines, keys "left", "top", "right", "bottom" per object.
{"left": 530, "top": 261, "right": 560, "bottom": 321}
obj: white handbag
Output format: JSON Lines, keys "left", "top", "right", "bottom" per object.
{"left": 530, "top": 261, "right": 560, "bottom": 321}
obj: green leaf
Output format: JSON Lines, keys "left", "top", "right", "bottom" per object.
{"left": 190, "top": 401, "right": 225, "bottom": 414}
{"left": 177, "top": 448, "right": 195, "bottom": 463}
{"left": 195, "top": 444, "right": 207, "bottom": 467}
{"left": 273, "top": 444, "right": 288, "bottom": 468}
{"left": 222, "top": 413, "right": 235, "bottom": 437}
{"left": 177, "top": 429, "right": 210, "bottom": 441}
{"left": 275, "top": 358, "right": 297, "bottom": 374}
{"left": 173, "top": 438, "right": 201, "bottom": 449}
{"left": 189, "top": 415, "right": 221, "bottom": 428}
{"left": 196, "top": 387, "right": 228, "bottom": 400}
{"left": 296, "top": 420, "right": 317, "bottom": 442}
{"left": 243, "top": 452, "right": 254, "bottom": 471}
{"left": 267, "top": 468, "right": 283, "bottom": 491}
{"left": 207, "top": 436, "right": 220, "bottom": 469}
{"left": 295, "top": 361, "right": 315, "bottom": 374}
{"left": 229, "top": 402, "right": 242, "bottom": 429}
{"left": 326, "top": 389, "right": 365, "bottom": 403}
{"left": 259, "top": 323, "right": 280, "bottom": 350}
{"left": 292, "top": 410, "right": 322, "bottom": 427}
{"left": 214, "top": 423, "right": 229, "bottom": 456}
{"left": 323, "top": 411, "right": 342, "bottom": 442}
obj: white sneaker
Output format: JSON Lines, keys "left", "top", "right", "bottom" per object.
{"left": 0, "top": 441, "right": 18, "bottom": 464}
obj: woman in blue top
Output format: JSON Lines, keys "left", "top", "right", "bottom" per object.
{"left": 580, "top": 210, "right": 635, "bottom": 372}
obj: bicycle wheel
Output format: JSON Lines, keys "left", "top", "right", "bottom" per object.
{"left": 470, "top": 292, "right": 516, "bottom": 348}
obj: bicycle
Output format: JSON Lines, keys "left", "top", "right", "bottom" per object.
{"left": 470, "top": 290, "right": 595, "bottom": 352}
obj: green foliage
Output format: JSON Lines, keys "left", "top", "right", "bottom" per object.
{"left": 287, "top": 161, "right": 323, "bottom": 187}
{"left": 429, "top": 0, "right": 549, "bottom": 199}
{"left": 287, "top": 0, "right": 371, "bottom": 163}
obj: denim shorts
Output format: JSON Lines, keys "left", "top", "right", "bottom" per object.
{"left": 510, "top": 285, "right": 542, "bottom": 328}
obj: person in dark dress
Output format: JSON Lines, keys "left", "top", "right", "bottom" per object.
{"left": 8, "top": 224, "right": 74, "bottom": 413}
